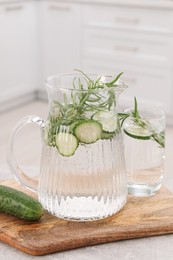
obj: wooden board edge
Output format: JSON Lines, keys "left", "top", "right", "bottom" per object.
{"left": 1, "top": 225, "right": 173, "bottom": 256}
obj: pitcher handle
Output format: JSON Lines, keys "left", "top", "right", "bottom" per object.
{"left": 7, "top": 115, "right": 45, "bottom": 192}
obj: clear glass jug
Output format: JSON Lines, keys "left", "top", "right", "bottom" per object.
{"left": 7, "top": 73, "right": 127, "bottom": 221}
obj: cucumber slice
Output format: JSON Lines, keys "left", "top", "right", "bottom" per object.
{"left": 124, "top": 125, "right": 152, "bottom": 140}
{"left": 74, "top": 119, "right": 102, "bottom": 144}
{"left": 93, "top": 111, "right": 118, "bottom": 133}
{"left": 55, "top": 132, "right": 78, "bottom": 156}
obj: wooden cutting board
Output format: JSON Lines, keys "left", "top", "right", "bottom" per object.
{"left": 1, "top": 179, "right": 173, "bottom": 256}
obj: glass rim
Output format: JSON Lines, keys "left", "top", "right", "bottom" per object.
{"left": 125, "top": 106, "right": 165, "bottom": 120}
{"left": 45, "top": 73, "right": 128, "bottom": 92}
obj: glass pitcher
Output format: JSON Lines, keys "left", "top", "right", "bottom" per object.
{"left": 7, "top": 73, "right": 127, "bottom": 221}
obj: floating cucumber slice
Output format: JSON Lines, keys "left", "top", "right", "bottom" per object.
{"left": 92, "top": 111, "right": 118, "bottom": 133}
{"left": 74, "top": 119, "right": 102, "bottom": 144}
{"left": 124, "top": 125, "right": 152, "bottom": 140}
{"left": 55, "top": 132, "right": 78, "bottom": 156}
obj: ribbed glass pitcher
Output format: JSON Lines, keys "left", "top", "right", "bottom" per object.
{"left": 7, "top": 72, "right": 127, "bottom": 221}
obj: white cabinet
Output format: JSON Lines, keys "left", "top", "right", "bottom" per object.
{"left": 0, "top": 1, "right": 39, "bottom": 107}
{"left": 0, "top": 0, "right": 173, "bottom": 123}
{"left": 81, "top": 4, "right": 173, "bottom": 120}
{"left": 40, "top": 1, "right": 81, "bottom": 82}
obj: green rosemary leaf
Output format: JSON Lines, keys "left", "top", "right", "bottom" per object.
{"left": 105, "top": 72, "right": 123, "bottom": 87}
{"left": 108, "top": 90, "right": 116, "bottom": 110}
{"left": 151, "top": 132, "right": 165, "bottom": 148}
{"left": 118, "top": 112, "right": 130, "bottom": 117}
{"left": 84, "top": 104, "right": 105, "bottom": 112}
{"left": 80, "top": 93, "right": 90, "bottom": 105}
{"left": 78, "top": 78, "right": 83, "bottom": 90}
{"left": 93, "top": 76, "right": 102, "bottom": 88}
{"left": 120, "top": 115, "right": 130, "bottom": 127}
{"left": 86, "top": 78, "right": 93, "bottom": 90}
{"left": 73, "top": 77, "right": 76, "bottom": 89}
{"left": 74, "top": 69, "right": 93, "bottom": 82}
{"left": 133, "top": 96, "right": 139, "bottom": 118}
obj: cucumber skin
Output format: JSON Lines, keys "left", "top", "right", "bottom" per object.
{"left": 123, "top": 128, "right": 151, "bottom": 140}
{"left": 73, "top": 119, "right": 102, "bottom": 144}
{"left": 92, "top": 111, "right": 118, "bottom": 133}
{"left": 55, "top": 132, "right": 79, "bottom": 157}
{"left": 0, "top": 185, "right": 44, "bottom": 221}
{"left": 101, "top": 131, "right": 115, "bottom": 140}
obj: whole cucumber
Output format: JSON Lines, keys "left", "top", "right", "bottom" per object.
{"left": 0, "top": 185, "right": 44, "bottom": 221}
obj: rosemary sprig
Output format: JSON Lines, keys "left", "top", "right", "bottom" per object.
{"left": 46, "top": 70, "right": 165, "bottom": 149}
{"left": 45, "top": 70, "right": 124, "bottom": 144}
{"left": 105, "top": 72, "right": 124, "bottom": 87}
{"left": 152, "top": 132, "right": 165, "bottom": 148}
{"left": 119, "top": 97, "right": 165, "bottom": 148}
{"left": 50, "top": 70, "right": 123, "bottom": 124}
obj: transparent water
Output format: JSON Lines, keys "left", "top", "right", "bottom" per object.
{"left": 38, "top": 135, "right": 127, "bottom": 221}
{"left": 124, "top": 135, "right": 165, "bottom": 197}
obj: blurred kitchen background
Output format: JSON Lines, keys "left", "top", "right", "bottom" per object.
{"left": 0, "top": 0, "right": 173, "bottom": 186}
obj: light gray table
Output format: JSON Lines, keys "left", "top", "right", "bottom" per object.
{"left": 1, "top": 169, "right": 173, "bottom": 260}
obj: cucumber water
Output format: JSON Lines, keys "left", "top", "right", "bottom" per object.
{"left": 43, "top": 71, "right": 124, "bottom": 157}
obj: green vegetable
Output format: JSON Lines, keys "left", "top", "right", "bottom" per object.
{"left": 101, "top": 131, "right": 115, "bottom": 140}
{"left": 55, "top": 132, "right": 79, "bottom": 156}
{"left": 46, "top": 70, "right": 123, "bottom": 141}
{"left": 93, "top": 111, "right": 118, "bottom": 133}
{"left": 0, "top": 185, "right": 44, "bottom": 221}
{"left": 119, "top": 97, "right": 165, "bottom": 148}
{"left": 123, "top": 125, "right": 152, "bottom": 140}
{"left": 44, "top": 69, "right": 125, "bottom": 155}
{"left": 74, "top": 119, "right": 102, "bottom": 144}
